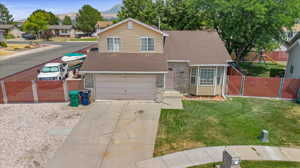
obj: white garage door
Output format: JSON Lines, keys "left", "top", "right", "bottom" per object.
{"left": 95, "top": 75, "right": 157, "bottom": 100}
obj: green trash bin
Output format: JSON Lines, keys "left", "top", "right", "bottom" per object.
{"left": 69, "top": 90, "right": 80, "bottom": 107}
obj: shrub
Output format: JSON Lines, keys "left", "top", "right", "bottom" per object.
{"left": 0, "top": 42, "right": 7, "bottom": 48}
{"left": 5, "top": 33, "right": 15, "bottom": 39}
{"left": 270, "top": 68, "right": 285, "bottom": 77}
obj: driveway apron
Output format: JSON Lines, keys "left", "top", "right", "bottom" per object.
{"left": 47, "top": 101, "right": 161, "bottom": 168}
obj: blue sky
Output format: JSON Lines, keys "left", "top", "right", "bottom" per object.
{"left": 1, "top": 0, "right": 122, "bottom": 20}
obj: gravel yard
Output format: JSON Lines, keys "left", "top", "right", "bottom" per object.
{"left": 0, "top": 103, "right": 85, "bottom": 168}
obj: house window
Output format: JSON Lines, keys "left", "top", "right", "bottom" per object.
{"left": 107, "top": 37, "right": 120, "bottom": 52}
{"left": 288, "top": 31, "right": 294, "bottom": 38}
{"left": 61, "top": 29, "right": 69, "bottom": 34}
{"left": 199, "top": 68, "right": 215, "bottom": 86}
{"left": 128, "top": 21, "right": 133, "bottom": 29}
{"left": 191, "top": 68, "right": 197, "bottom": 85}
{"left": 141, "top": 37, "right": 154, "bottom": 51}
{"left": 290, "top": 65, "right": 294, "bottom": 74}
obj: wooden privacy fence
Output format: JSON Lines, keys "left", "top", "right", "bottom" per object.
{"left": 227, "top": 75, "right": 300, "bottom": 99}
{"left": 0, "top": 80, "right": 84, "bottom": 104}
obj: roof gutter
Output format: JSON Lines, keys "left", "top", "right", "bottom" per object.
{"left": 167, "top": 60, "right": 190, "bottom": 63}
{"left": 80, "top": 71, "right": 168, "bottom": 74}
{"left": 189, "top": 64, "right": 229, "bottom": 67}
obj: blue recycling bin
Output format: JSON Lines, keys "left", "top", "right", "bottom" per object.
{"left": 80, "top": 90, "right": 91, "bottom": 105}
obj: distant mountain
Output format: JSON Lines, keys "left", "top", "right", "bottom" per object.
{"left": 56, "top": 4, "right": 122, "bottom": 22}
{"left": 56, "top": 12, "right": 77, "bottom": 21}
{"left": 103, "top": 4, "right": 122, "bottom": 14}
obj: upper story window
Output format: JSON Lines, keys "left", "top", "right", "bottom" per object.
{"left": 140, "top": 37, "right": 154, "bottom": 51}
{"left": 288, "top": 31, "right": 295, "bottom": 38}
{"left": 128, "top": 21, "right": 133, "bottom": 29}
{"left": 290, "top": 65, "right": 294, "bottom": 74}
{"left": 107, "top": 37, "right": 120, "bottom": 52}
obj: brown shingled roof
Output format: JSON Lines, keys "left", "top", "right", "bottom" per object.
{"left": 95, "top": 21, "right": 113, "bottom": 28}
{"left": 0, "top": 24, "right": 14, "bottom": 30}
{"left": 164, "top": 31, "right": 232, "bottom": 65}
{"left": 81, "top": 52, "right": 168, "bottom": 72}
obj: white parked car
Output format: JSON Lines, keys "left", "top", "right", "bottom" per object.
{"left": 37, "top": 63, "right": 69, "bottom": 81}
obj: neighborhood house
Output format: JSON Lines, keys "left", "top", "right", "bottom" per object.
{"left": 0, "top": 24, "right": 23, "bottom": 38}
{"left": 286, "top": 32, "right": 300, "bottom": 78}
{"left": 80, "top": 18, "right": 232, "bottom": 100}
{"left": 48, "top": 25, "right": 76, "bottom": 38}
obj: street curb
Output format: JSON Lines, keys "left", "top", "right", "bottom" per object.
{"left": 0, "top": 45, "right": 62, "bottom": 61}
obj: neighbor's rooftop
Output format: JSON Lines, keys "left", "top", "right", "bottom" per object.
{"left": 0, "top": 24, "right": 15, "bottom": 29}
{"left": 48, "top": 25, "right": 73, "bottom": 30}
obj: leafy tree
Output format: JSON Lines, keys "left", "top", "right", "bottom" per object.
{"left": 118, "top": 0, "right": 206, "bottom": 30}
{"left": 23, "top": 10, "right": 52, "bottom": 39}
{"left": 76, "top": 5, "right": 103, "bottom": 35}
{"left": 48, "top": 12, "right": 60, "bottom": 25}
{"left": 118, "top": 0, "right": 154, "bottom": 22}
{"left": 196, "top": 0, "right": 300, "bottom": 63}
{"left": 0, "top": 3, "right": 14, "bottom": 24}
{"left": 63, "top": 16, "right": 72, "bottom": 25}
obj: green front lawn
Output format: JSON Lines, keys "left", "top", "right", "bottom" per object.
{"left": 239, "top": 62, "right": 285, "bottom": 77}
{"left": 154, "top": 98, "right": 300, "bottom": 156}
{"left": 69, "top": 37, "right": 97, "bottom": 41}
{"left": 190, "top": 161, "right": 300, "bottom": 168}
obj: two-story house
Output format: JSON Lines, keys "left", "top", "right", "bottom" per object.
{"left": 80, "top": 18, "right": 232, "bottom": 100}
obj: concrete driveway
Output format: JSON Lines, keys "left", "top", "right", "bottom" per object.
{"left": 47, "top": 101, "right": 161, "bottom": 168}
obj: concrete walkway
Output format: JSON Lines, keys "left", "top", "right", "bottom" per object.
{"left": 161, "top": 91, "right": 183, "bottom": 110}
{"left": 136, "top": 146, "right": 300, "bottom": 168}
{"left": 47, "top": 101, "right": 161, "bottom": 168}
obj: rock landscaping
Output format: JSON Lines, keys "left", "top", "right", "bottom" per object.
{"left": 0, "top": 103, "right": 84, "bottom": 168}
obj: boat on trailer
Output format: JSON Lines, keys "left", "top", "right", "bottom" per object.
{"left": 61, "top": 53, "right": 87, "bottom": 67}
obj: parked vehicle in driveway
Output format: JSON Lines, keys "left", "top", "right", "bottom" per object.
{"left": 22, "top": 33, "right": 36, "bottom": 40}
{"left": 37, "top": 63, "right": 69, "bottom": 80}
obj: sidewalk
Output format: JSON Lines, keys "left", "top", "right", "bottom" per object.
{"left": 161, "top": 91, "right": 183, "bottom": 110}
{"left": 136, "top": 146, "right": 300, "bottom": 168}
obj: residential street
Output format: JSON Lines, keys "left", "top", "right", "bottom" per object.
{"left": 0, "top": 41, "right": 95, "bottom": 79}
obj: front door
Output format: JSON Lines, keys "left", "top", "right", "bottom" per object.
{"left": 165, "top": 68, "right": 175, "bottom": 89}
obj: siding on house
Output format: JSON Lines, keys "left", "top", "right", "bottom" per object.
{"left": 286, "top": 41, "right": 300, "bottom": 78}
{"left": 98, "top": 21, "right": 164, "bottom": 53}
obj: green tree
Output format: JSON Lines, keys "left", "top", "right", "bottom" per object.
{"left": 76, "top": 5, "right": 103, "bottom": 35}
{"left": 118, "top": 0, "right": 206, "bottom": 30}
{"left": 23, "top": 10, "right": 52, "bottom": 39}
{"left": 48, "top": 12, "right": 60, "bottom": 25}
{"left": 0, "top": 3, "right": 14, "bottom": 24}
{"left": 118, "top": 0, "right": 154, "bottom": 23}
{"left": 63, "top": 16, "right": 72, "bottom": 25}
{"left": 196, "top": 0, "right": 300, "bottom": 63}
